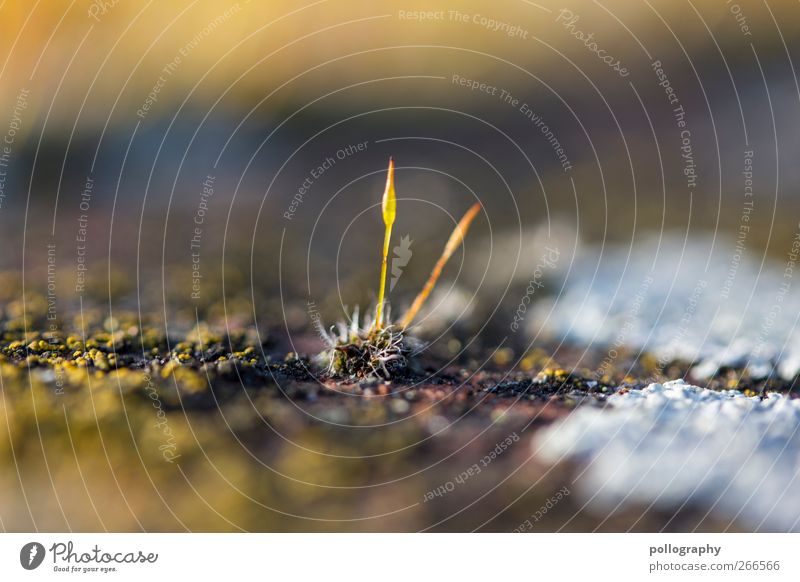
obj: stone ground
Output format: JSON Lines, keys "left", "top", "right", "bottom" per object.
{"left": 1, "top": 296, "right": 795, "bottom": 532}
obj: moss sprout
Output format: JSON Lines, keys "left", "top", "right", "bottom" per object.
{"left": 317, "top": 159, "right": 481, "bottom": 380}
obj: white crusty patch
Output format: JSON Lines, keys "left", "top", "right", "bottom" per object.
{"left": 533, "top": 380, "right": 800, "bottom": 531}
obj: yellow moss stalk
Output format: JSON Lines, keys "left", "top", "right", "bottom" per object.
{"left": 400, "top": 202, "right": 481, "bottom": 330}
{"left": 374, "top": 157, "right": 396, "bottom": 330}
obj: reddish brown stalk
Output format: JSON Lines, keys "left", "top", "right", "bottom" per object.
{"left": 400, "top": 203, "right": 481, "bottom": 330}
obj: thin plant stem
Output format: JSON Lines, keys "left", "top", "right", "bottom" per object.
{"left": 374, "top": 158, "right": 396, "bottom": 330}
{"left": 375, "top": 223, "right": 393, "bottom": 329}
{"left": 400, "top": 202, "right": 481, "bottom": 330}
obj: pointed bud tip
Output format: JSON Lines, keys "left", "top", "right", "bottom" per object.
{"left": 382, "top": 157, "right": 397, "bottom": 225}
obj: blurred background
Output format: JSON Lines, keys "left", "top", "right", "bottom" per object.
{"left": 2, "top": 0, "right": 799, "bottom": 327}
{"left": 2, "top": 0, "right": 800, "bottom": 532}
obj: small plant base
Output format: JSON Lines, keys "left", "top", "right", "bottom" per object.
{"left": 316, "top": 315, "right": 421, "bottom": 380}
